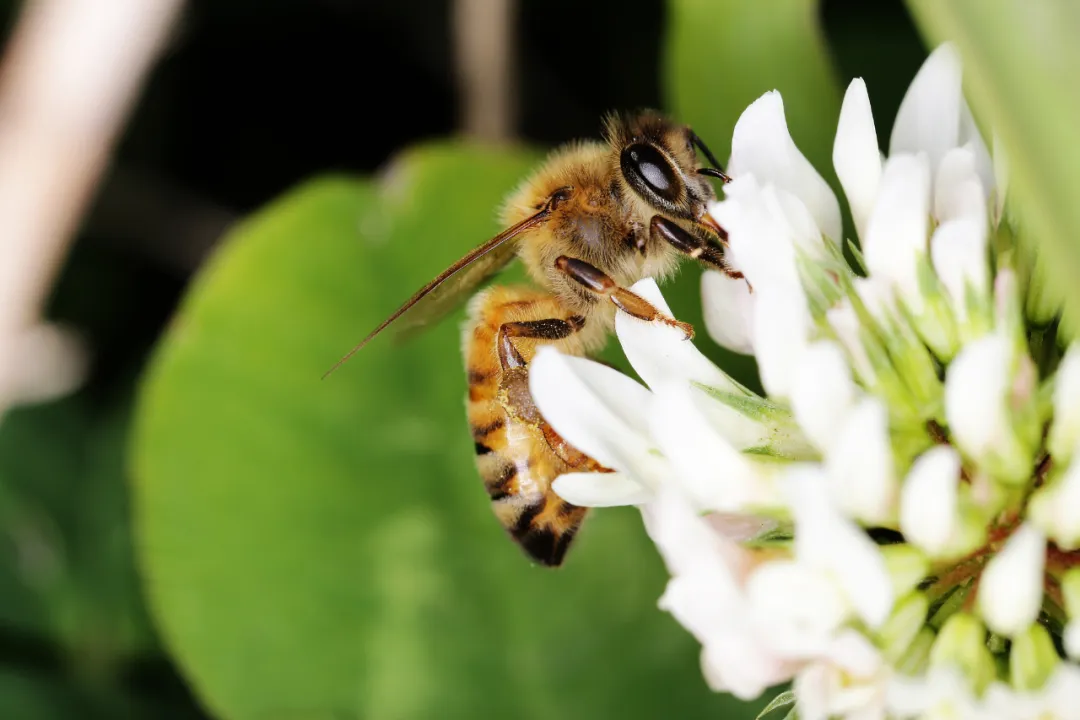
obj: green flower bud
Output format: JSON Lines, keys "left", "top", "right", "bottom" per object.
{"left": 1010, "top": 623, "right": 1058, "bottom": 692}
{"left": 930, "top": 613, "right": 996, "bottom": 695}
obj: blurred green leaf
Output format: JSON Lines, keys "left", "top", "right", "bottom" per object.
{"left": 905, "top": 0, "right": 1080, "bottom": 319}
{"left": 0, "top": 665, "right": 201, "bottom": 720}
{"left": 0, "top": 669, "right": 86, "bottom": 720}
{"left": 133, "top": 142, "right": 764, "bottom": 720}
{"left": 664, "top": 0, "right": 842, "bottom": 179}
{"left": 0, "top": 391, "right": 156, "bottom": 673}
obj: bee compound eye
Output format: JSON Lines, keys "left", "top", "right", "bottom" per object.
{"left": 621, "top": 142, "right": 681, "bottom": 204}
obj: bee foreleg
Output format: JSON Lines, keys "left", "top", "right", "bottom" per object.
{"left": 554, "top": 255, "right": 694, "bottom": 339}
{"left": 649, "top": 216, "right": 744, "bottom": 280}
{"left": 497, "top": 316, "right": 586, "bottom": 370}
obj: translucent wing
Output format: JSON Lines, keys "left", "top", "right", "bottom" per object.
{"left": 388, "top": 235, "right": 520, "bottom": 345}
{"left": 323, "top": 194, "right": 564, "bottom": 378}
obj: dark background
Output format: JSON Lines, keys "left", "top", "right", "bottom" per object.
{"left": 0, "top": 0, "right": 928, "bottom": 716}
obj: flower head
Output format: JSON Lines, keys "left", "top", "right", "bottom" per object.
{"left": 530, "top": 43, "right": 1080, "bottom": 718}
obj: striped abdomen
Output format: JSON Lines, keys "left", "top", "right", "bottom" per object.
{"left": 463, "top": 286, "right": 606, "bottom": 566}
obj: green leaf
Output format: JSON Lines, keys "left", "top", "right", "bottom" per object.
{"left": 904, "top": 0, "right": 1080, "bottom": 322}
{"left": 664, "top": 0, "right": 842, "bottom": 180}
{"left": 0, "top": 669, "right": 86, "bottom": 720}
{"left": 132, "top": 142, "right": 763, "bottom": 720}
{"left": 0, "top": 391, "right": 156, "bottom": 672}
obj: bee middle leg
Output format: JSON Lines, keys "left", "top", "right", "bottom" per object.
{"left": 649, "top": 215, "right": 744, "bottom": 280}
{"left": 554, "top": 255, "right": 694, "bottom": 339}
{"left": 494, "top": 315, "right": 589, "bottom": 429}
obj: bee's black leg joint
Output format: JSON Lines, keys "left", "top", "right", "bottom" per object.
{"left": 553, "top": 255, "right": 694, "bottom": 339}
{"left": 497, "top": 316, "right": 586, "bottom": 371}
{"left": 650, "top": 216, "right": 742, "bottom": 280}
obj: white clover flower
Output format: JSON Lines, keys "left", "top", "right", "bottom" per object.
{"left": 530, "top": 43, "right": 1080, "bottom": 718}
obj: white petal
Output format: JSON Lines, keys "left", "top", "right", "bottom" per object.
{"left": 644, "top": 484, "right": 751, "bottom": 580}
{"left": 698, "top": 632, "right": 796, "bottom": 700}
{"left": 649, "top": 381, "right": 781, "bottom": 513}
{"left": 934, "top": 146, "right": 988, "bottom": 227}
{"left": 1026, "top": 664, "right": 1080, "bottom": 719}
{"left": 529, "top": 347, "right": 656, "bottom": 478}
{"left": 786, "top": 467, "right": 894, "bottom": 627}
{"left": 701, "top": 270, "right": 755, "bottom": 355}
{"left": 959, "top": 101, "right": 995, "bottom": 201}
{"left": 889, "top": 43, "right": 963, "bottom": 174}
{"left": 824, "top": 397, "right": 897, "bottom": 525}
{"left": 930, "top": 217, "right": 989, "bottom": 317}
{"left": 833, "top": 78, "right": 882, "bottom": 241}
{"left": 796, "top": 633, "right": 886, "bottom": 720}
{"left": 791, "top": 340, "right": 857, "bottom": 453}
{"left": 746, "top": 559, "right": 848, "bottom": 658}
{"left": 887, "top": 668, "right": 985, "bottom": 719}
{"left": 944, "top": 334, "right": 1009, "bottom": 459}
{"left": 773, "top": 185, "right": 830, "bottom": 263}
{"left": 621, "top": 282, "right": 802, "bottom": 455}
{"left": 862, "top": 153, "right": 932, "bottom": 312}
{"left": 616, "top": 278, "right": 743, "bottom": 393}
{"left": 658, "top": 569, "right": 740, "bottom": 642}
{"left": 753, "top": 285, "right": 811, "bottom": 400}
{"left": 713, "top": 177, "right": 800, "bottom": 294}
{"left": 1049, "top": 343, "right": 1080, "bottom": 463}
{"left": 825, "top": 630, "right": 883, "bottom": 678}
{"left": 900, "top": 446, "right": 961, "bottom": 556}
{"left": 826, "top": 301, "right": 876, "bottom": 385}
{"left": 1031, "top": 456, "right": 1080, "bottom": 550}
{"left": 1065, "top": 620, "right": 1080, "bottom": 660}
{"left": 649, "top": 488, "right": 798, "bottom": 698}
{"left": 977, "top": 524, "right": 1045, "bottom": 637}
{"left": 853, "top": 276, "right": 899, "bottom": 326}
{"left": 728, "top": 91, "right": 842, "bottom": 242}
{"left": 551, "top": 472, "right": 651, "bottom": 507}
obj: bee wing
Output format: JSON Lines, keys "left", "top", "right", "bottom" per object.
{"left": 387, "top": 237, "right": 520, "bottom": 344}
{"left": 323, "top": 201, "right": 557, "bottom": 378}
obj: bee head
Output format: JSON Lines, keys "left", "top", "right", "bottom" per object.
{"left": 604, "top": 110, "right": 724, "bottom": 223}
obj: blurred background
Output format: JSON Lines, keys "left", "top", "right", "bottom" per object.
{"left": 0, "top": 0, "right": 942, "bottom": 718}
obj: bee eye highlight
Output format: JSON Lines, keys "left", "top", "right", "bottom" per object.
{"left": 621, "top": 142, "right": 681, "bottom": 205}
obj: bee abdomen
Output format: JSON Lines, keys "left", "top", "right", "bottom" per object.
{"left": 483, "top": 461, "right": 520, "bottom": 502}
{"left": 508, "top": 496, "right": 588, "bottom": 567}
{"left": 463, "top": 286, "right": 600, "bottom": 567}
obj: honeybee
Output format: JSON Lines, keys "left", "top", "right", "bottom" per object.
{"left": 327, "top": 111, "right": 739, "bottom": 566}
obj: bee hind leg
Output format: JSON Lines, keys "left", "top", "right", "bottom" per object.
{"left": 497, "top": 316, "right": 586, "bottom": 370}
{"left": 554, "top": 255, "right": 694, "bottom": 339}
{"left": 495, "top": 315, "right": 586, "bottom": 427}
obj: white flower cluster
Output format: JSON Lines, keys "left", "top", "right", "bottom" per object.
{"left": 529, "top": 44, "right": 1080, "bottom": 719}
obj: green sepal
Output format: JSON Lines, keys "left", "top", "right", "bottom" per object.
{"left": 756, "top": 690, "right": 796, "bottom": 720}
{"left": 1010, "top": 623, "right": 1058, "bottom": 692}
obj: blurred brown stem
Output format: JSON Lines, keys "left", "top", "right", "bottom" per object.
{"left": 0, "top": 0, "right": 182, "bottom": 407}
{"left": 0, "top": 0, "right": 183, "bottom": 330}
{"left": 453, "top": 0, "right": 517, "bottom": 143}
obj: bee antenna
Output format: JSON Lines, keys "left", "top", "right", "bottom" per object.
{"left": 690, "top": 130, "right": 730, "bottom": 183}
{"left": 697, "top": 167, "right": 731, "bottom": 182}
